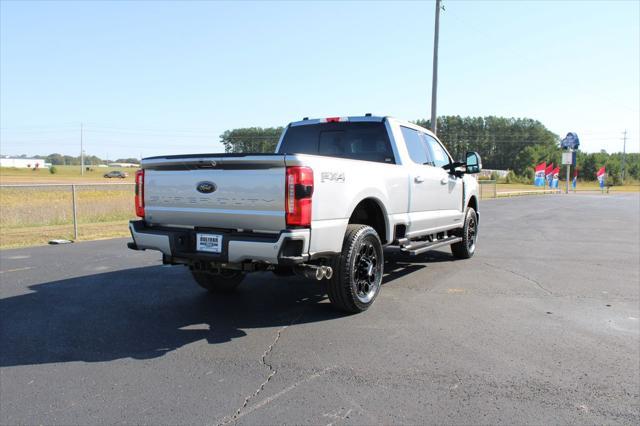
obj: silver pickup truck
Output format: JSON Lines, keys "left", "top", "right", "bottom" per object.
{"left": 128, "top": 115, "right": 482, "bottom": 312}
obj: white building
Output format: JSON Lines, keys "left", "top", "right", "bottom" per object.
{"left": 108, "top": 162, "right": 139, "bottom": 168}
{"left": 479, "top": 169, "right": 510, "bottom": 178}
{"left": 0, "top": 158, "right": 49, "bottom": 169}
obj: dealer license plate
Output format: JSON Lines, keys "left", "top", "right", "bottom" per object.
{"left": 196, "top": 233, "right": 223, "bottom": 253}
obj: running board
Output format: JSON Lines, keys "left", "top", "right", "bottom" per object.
{"left": 392, "top": 236, "right": 462, "bottom": 256}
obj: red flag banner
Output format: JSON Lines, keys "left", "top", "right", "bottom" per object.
{"left": 534, "top": 162, "right": 546, "bottom": 186}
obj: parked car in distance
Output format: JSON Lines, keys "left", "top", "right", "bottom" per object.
{"left": 104, "top": 170, "right": 128, "bottom": 178}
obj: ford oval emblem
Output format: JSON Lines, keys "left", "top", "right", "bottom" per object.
{"left": 196, "top": 181, "right": 217, "bottom": 194}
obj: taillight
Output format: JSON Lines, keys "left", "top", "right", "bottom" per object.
{"left": 135, "top": 169, "right": 145, "bottom": 218}
{"left": 285, "top": 166, "right": 313, "bottom": 227}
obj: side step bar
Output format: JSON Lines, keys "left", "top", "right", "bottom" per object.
{"left": 390, "top": 236, "right": 462, "bottom": 256}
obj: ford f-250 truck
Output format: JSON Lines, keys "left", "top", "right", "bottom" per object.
{"left": 128, "top": 115, "right": 482, "bottom": 313}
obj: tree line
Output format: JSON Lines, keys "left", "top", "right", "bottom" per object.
{"left": 4, "top": 153, "right": 139, "bottom": 166}
{"left": 219, "top": 116, "right": 639, "bottom": 184}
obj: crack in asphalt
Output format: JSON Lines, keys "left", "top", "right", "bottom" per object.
{"left": 217, "top": 311, "right": 304, "bottom": 425}
{"left": 484, "top": 262, "right": 554, "bottom": 295}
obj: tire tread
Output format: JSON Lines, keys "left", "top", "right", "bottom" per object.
{"left": 327, "top": 224, "right": 382, "bottom": 313}
{"left": 451, "top": 207, "right": 477, "bottom": 259}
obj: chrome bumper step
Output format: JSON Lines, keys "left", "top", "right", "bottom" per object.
{"left": 389, "top": 236, "right": 462, "bottom": 256}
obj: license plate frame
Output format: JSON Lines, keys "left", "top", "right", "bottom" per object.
{"left": 196, "top": 233, "right": 223, "bottom": 253}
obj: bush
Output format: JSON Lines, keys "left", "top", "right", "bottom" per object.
{"left": 49, "top": 166, "right": 57, "bottom": 174}
{"left": 608, "top": 173, "right": 622, "bottom": 186}
{"left": 503, "top": 171, "right": 529, "bottom": 184}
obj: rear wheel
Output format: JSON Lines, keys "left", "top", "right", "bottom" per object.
{"left": 451, "top": 207, "right": 477, "bottom": 259}
{"left": 191, "top": 269, "right": 245, "bottom": 293}
{"left": 327, "top": 224, "right": 383, "bottom": 313}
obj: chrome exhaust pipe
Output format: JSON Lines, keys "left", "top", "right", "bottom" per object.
{"left": 323, "top": 266, "right": 333, "bottom": 280}
{"left": 295, "top": 265, "right": 323, "bottom": 280}
{"left": 294, "top": 265, "right": 333, "bottom": 280}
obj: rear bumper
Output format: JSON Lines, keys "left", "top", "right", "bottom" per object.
{"left": 128, "top": 220, "right": 310, "bottom": 265}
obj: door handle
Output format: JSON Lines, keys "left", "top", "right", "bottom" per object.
{"left": 440, "top": 177, "right": 448, "bottom": 185}
{"left": 414, "top": 176, "right": 424, "bottom": 183}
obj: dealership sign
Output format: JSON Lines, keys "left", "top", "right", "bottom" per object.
{"left": 561, "top": 132, "right": 580, "bottom": 150}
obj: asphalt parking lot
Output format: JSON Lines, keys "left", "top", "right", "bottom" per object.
{"left": 1, "top": 194, "right": 639, "bottom": 425}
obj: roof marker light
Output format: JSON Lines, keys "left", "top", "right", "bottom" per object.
{"left": 321, "top": 117, "right": 348, "bottom": 123}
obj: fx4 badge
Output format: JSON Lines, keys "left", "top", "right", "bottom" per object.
{"left": 321, "top": 171, "right": 345, "bottom": 183}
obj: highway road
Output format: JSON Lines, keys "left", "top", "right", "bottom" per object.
{"left": 1, "top": 194, "right": 639, "bottom": 425}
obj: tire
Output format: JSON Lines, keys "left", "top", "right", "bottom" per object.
{"left": 191, "top": 269, "right": 245, "bottom": 293}
{"left": 327, "top": 224, "right": 384, "bottom": 313}
{"left": 451, "top": 207, "right": 478, "bottom": 259}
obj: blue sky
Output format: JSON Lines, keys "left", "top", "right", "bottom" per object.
{"left": 1, "top": 0, "right": 638, "bottom": 159}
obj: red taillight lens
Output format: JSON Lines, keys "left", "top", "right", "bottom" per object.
{"left": 285, "top": 166, "right": 313, "bottom": 227}
{"left": 135, "top": 169, "right": 145, "bottom": 218}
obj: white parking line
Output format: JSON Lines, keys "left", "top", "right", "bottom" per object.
{"left": 0, "top": 267, "right": 33, "bottom": 274}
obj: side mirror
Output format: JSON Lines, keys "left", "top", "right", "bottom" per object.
{"left": 465, "top": 151, "right": 482, "bottom": 174}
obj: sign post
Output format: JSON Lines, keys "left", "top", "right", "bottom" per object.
{"left": 561, "top": 133, "right": 580, "bottom": 194}
{"left": 562, "top": 151, "right": 575, "bottom": 194}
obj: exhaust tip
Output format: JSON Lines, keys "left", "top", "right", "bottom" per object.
{"left": 324, "top": 266, "right": 333, "bottom": 280}
{"left": 315, "top": 267, "right": 325, "bottom": 280}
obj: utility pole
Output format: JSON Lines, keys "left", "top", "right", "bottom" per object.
{"left": 430, "top": 0, "right": 441, "bottom": 135}
{"left": 621, "top": 129, "right": 627, "bottom": 182}
{"left": 80, "top": 122, "right": 84, "bottom": 176}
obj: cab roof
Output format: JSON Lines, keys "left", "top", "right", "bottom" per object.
{"left": 289, "top": 115, "right": 387, "bottom": 127}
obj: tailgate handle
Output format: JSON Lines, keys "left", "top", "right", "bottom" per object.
{"left": 196, "top": 161, "right": 218, "bottom": 169}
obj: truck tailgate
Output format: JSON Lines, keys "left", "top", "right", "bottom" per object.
{"left": 142, "top": 155, "right": 286, "bottom": 231}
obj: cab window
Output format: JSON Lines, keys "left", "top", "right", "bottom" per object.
{"left": 424, "top": 135, "right": 451, "bottom": 168}
{"left": 400, "top": 126, "right": 431, "bottom": 165}
{"left": 279, "top": 122, "right": 395, "bottom": 164}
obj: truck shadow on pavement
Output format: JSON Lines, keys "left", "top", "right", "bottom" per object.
{"left": 383, "top": 249, "right": 454, "bottom": 284}
{"left": 0, "top": 252, "right": 454, "bottom": 367}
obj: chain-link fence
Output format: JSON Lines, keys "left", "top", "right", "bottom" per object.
{"left": 478, "top": 180, "right": 497, "bottom": 200}
{"left": 0, "top": 183, "right": 135, "bottom": 248}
